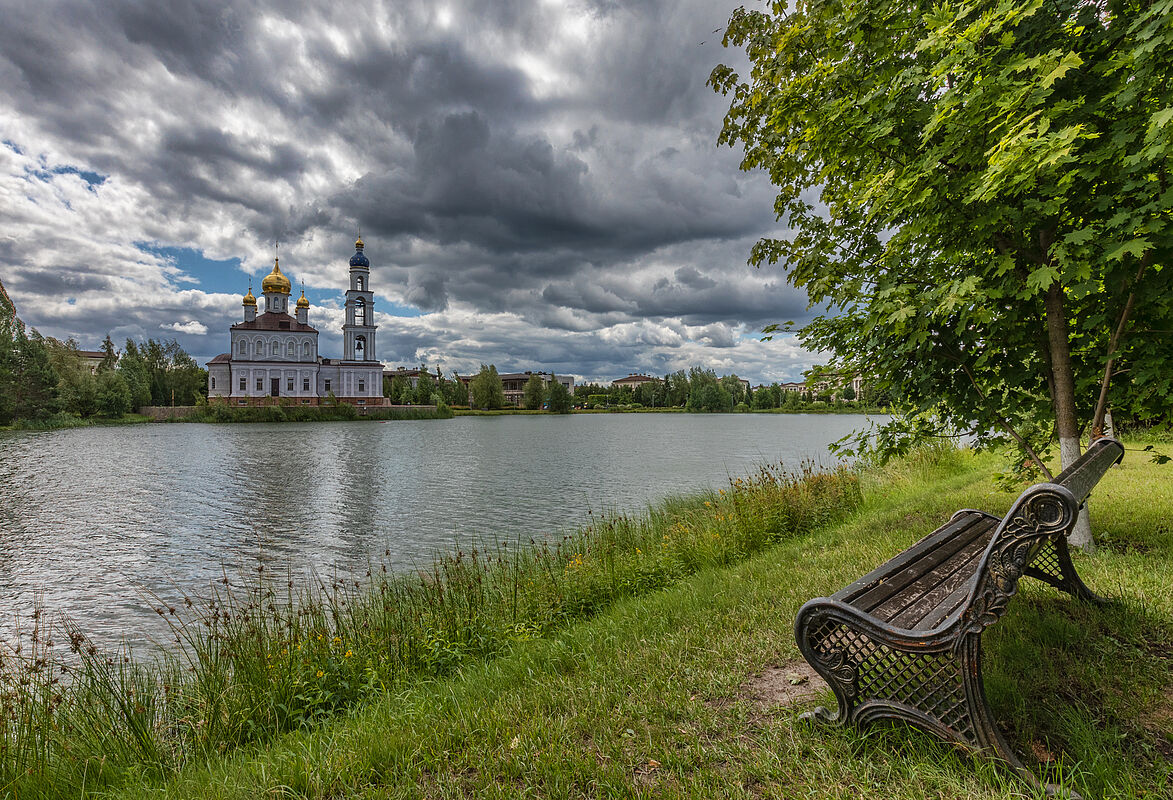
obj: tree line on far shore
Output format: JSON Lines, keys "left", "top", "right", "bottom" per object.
{"left": 0, "top": 316, "right": 204, "bottom": 427}
{"left": 386, "top": 362, "right": 889, "bottom": 413}
{"left": 383, "top": 365, "right": 573, "bottom": 413}
{"left": 574, "top": 366, "right": 890, "bottom": 412}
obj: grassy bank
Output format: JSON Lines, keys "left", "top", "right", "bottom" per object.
{"left": 108, "top": 441, "right": 1168, "bottom": 800}
{"left": 0, "top": 463, "right": 861, "bottom": 797}
{"left": 0, "top": 412, "right": 152, "bottom": 432}
{"left": 173, "top": 404, "right": 454, "bottom": 423}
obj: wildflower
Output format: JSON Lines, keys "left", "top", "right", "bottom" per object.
{"left": 704, "top": 501, "right": 712, "bottom": 507}
{"left": 332, "top": 636, "right": 342, "bottom": 645}
{"left": 345, "top": 650, "right": 353, "bottom": 658}
{"left": 316, "top": 670, "right": 324, "bottom": 678}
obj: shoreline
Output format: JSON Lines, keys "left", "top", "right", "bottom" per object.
{"left": 2, "top": 404, "right": 889, "bottom": 430}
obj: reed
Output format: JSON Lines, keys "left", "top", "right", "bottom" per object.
{"left": 0, "top": 462, "right": 861, "bottom": 797}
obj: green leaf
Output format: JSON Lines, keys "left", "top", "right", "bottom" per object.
{"left": 1104, "top": 239, "right": 1151, "bottom": 262}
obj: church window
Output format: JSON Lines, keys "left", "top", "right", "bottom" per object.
{"left": 287, "top": 377, "right": 294, "bottom": 391}
{"left": 256, "top": 378, "right": 263, "bottom": 391}
{"left": 355, "top": 335, "right": 365, "bottom": 356}
{"left": 354, "top": 298, "right": 365, "bottom": 326}
{"left": 286, "top": 341, "right": 294, "bottom": 357}
{"left": 324, "top": 379, "right": 331, "bottom": 393}
{"left": 303, "top": 377, "right": 310, "bottom": 391}
{"left": 359, "top": 379, "right": 366, "bottom": 392}
{"left": 238, "top": 340, "right": 246, "bottom": 355}
{"left": 271, "top": 342, "right": 280, "bottom": 356}
{"left": 255, "top": 340, "right": 263, "bottom": 356}
{"left": 239, "top": 377, "right": 246, "bottom": 390}
{"left": 211, "top": 377, "right": 216, "bottom": 389}
{"left": 303, "top": 342, "right": 311, "bottom": 357}
{"left": 356, "top": 275, "right": 365, "bottom": 291}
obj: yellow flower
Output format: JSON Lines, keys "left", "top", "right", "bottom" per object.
{"left": 344, "top": 649, "right": 353, "bottom": 658}
{"left": 316, "top": 670, "right": 324, "bottom": 678}
{"left": 332, "top": 636, "right": 342, "bottom": 645}
{"left": 704, "top": 501, "right": 712, "bottom": 507}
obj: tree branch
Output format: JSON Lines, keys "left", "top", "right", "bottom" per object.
{"left": 958, "top": 362, "right": 1052, "bottom": 478}
{"left": 1091, "top": 249, "right": 1151, "bottom": 439}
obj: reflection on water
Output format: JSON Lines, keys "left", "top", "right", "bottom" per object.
{"left": 0, "top": 413, "right": 880, "bottom": 646}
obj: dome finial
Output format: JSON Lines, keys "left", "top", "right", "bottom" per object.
{"left": 350, "top": 233, "right": 370, "bottom": 268}
{"left": 243, "top": 279, "right": 257, "bottom": 307}
{"left": 296, "top": 281, "right": 310, "bottom": 309}
{"left": 261, "top": 244, "right": 292, "bottom": 295}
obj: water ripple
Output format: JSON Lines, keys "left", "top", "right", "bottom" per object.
{"left": 0, "top": 414, "right": 878, "bottom": 647}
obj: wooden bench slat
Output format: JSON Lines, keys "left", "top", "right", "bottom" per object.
{"left": 831, "top": 512, "right": 986, "bottom": 605}
{"left": 1055, "top": 438, "right": 1123, "bottom": 503}
{"left": 837, "top": 513, "right": 995, "bottom": 613}
{"left": 878, "top": 524, "right": 995, "bottom": 628}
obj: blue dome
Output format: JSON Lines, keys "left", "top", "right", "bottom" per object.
{"left": 349, "top": 237, "right": 369, "bottom": 268}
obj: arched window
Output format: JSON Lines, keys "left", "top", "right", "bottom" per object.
{"left": 238, "top": 340, "right": 247, "bottom": 356}
{"left": 354, "top": 297, "right": 365, "bottom": 326}
{"left": 286, "top": 340, "right": 295, "bottom": 357}
{"left": 356, "top": 275, "right": 365, "bottom": 291}
{"left": 255, "top": 339, "right": 263, "bottom": 357}
{"left": 355, "top": 335, "right": 366, "bottom": 357}
{"left": 211, "top": 377, "right": 216, "bottom": 389}
{"left": 303, "top": 341, "right": 312, "bottom": 358}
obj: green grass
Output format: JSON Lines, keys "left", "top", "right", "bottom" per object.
{"left": 0, "top": 412, "right": 152, "bottom": 431}
{"left": 173, "top": 404, "right": 454, "bottom": 423}
{"left": 4, "top": 443, "right": 1170, "bottom": 799}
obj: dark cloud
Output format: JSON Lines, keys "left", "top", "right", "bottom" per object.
{"left": 0, "top": 0, "right": 817, "bottom": 383}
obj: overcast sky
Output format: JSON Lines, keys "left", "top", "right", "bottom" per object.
{"left": 0, "top": 0, "right": 817, "bottom": 384}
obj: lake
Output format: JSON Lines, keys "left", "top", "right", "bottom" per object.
{"left": 0, "top": 413, "right": 880, "bottom": 647}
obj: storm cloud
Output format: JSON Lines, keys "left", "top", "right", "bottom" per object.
{"left": 0, "top": 0, "right": 818, "bottom": 383}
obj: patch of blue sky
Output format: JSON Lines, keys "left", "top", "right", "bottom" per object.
{"left": 23, "top": 161, "right": 108, "bottom": 191}
{"left": 136, "top": 242, "right": 247, "bottom": 294}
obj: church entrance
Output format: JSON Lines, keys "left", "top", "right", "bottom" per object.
{"left": 271, "top": 378, "right": 280, "bottom": 397}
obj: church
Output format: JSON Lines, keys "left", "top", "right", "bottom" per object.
{"left": 206, "top": 238, "right": 386, "bottom": 406}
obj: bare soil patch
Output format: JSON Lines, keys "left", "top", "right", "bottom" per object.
{"left": 739, "top": 661, "right": 829, "bottom": 711}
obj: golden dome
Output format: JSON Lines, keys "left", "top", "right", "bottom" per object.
{"left": 296, "top": 290, "right": 310, "bottom": 309}
{"left": 355, "top": 236, "right": 364, "bottom": 249}
{"left": 261, "top": 257, "right": 291, "bottom": 294}
{"left": 242, "top": 286, "right": 257, "bottom": 306}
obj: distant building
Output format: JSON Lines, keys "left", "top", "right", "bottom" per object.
{"left": 383, "top": 366, "right": 441, "bottom": 388}
{"left": 611, "top": 373, "right": 660, "bottom": 389}
{"left": 205, "top": 238, "right": 386, "bottom": 407}
{"left": 457, "top": 370, "right": 574, "bottom": 407}
{"left": 77, "top": 350, "right": 107, "bottom": 376}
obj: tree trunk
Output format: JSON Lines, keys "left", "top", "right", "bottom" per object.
{"left": 1044, "top": 281, "right": 1095, "bottom": 552}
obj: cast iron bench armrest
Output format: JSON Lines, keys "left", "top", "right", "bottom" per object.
{"left": 794, "top": 437, "right": 1124, "bottom": 797}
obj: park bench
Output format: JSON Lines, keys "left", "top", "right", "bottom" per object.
{"left": 795, "top": 436, "right": 1124, "bottom": 793}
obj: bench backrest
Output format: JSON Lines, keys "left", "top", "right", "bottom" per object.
{"left": 1053, "top": 436, "right": 1125, "bottom": 504}
{"left": 960, "top": 437, "right": 1124, "bottom": 634}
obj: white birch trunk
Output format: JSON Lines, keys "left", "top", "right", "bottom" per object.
{"left": 1060, "top": 435, "right": 1095, "bottom": 553}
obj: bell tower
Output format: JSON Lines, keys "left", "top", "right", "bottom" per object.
{"left": 342, "top": 237, "right": 376, "bottom": 361}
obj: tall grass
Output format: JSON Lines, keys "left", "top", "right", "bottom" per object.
{"left": 0, "top": 462, "right": 860, "bottom": 797}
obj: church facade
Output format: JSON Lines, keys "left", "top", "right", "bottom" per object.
{"left": 206, "top": 238, "right": 385, "bottom": 406}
